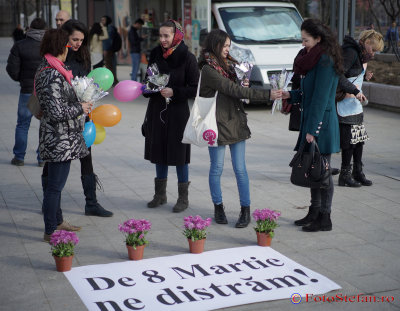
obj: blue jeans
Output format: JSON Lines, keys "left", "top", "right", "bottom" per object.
{"left": 43, "top": 161, "right": 71, "bottom": 234}
{"left": 156, "top": 164, "right": 189, "bottom": 183}
{"left": 13, "top": 93, "right": 41, "bottom": 161}
{"left": 208, "top": 140, "right": 250, "bottom": 207}
{"left": 130, "top": 53, "right": 141, "bottom": 81}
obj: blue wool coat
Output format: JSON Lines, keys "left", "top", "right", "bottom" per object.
{"left": 290, "top": 54, "right": 340, "bottom": 154}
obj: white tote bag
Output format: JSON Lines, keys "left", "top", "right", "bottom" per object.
{"left": 182, "top": 72, "right": 218, "bottom": 147}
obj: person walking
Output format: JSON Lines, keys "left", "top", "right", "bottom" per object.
{"left": 198, "top": 29, "right": 271, "bottom": 228}
{"left": 337, "top": 30, "right": 384, "bottom": 188}
{"left": 128, "top": 18, "right": 145, "bottom": 81}
{"left": 12, "top": 24, "right": 25, "bottom": 42}
{"left": 35, "top": 29, "right": 92, "bottom": 241}
{"left": 41, "top": 20, "right": 113, "bottom": 218}
{"left": 7, "top": 18, "right": 47, "bottom": 167}
{"left": 272, "top": 19, "right": 343, "bottom": 232}
{"left": 89, "top": 22, "right": 108, "bottom": 69}
{"left": 142, "top": 20, "right": 199, "bottom": 213}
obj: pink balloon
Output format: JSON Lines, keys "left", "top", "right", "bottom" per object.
{"left": 113, "top": 80, "right": 143, "bottom": 102}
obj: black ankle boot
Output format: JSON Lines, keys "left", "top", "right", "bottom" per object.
{"left": 214, "top": 203, "right": 228, "bottom": 224}
{"left": 338, "top": 165, "right": 361, "bottom": 187}
{"left": 294, "top": 205, "right": 319, "bottom": 226}
{"left": 302, "top": 212, "right": 332, "bottom": 232}
{"left": 235, "top": 206, "right": 250, "bottom": 228}
{"left": 353, "top": 162, "right": 372, "bottom": 186}
{"left": 81, "top": 174, "right": 113, "bottom": 217}
{"left": 148, "top": 178, "right": 167, "bottom": 208}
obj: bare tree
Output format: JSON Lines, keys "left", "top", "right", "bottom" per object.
{"left": 367, "top": 0, "right": 384, "bottom": 33}
{"left": 378, "top": 0, "right": 400, "bottom": 22}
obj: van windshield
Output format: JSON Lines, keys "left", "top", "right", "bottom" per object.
{"left": 219, "top": 6, "right": 302, "bottom": 44}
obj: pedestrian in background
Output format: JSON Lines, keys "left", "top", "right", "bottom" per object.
{"left": 273, "top": 19, "right": 343, "bottom": 232}
{"left": 101, "top": 15, "right": 119, "bottom": 85}
{"left": 7, "top": 18, "right": 47, "bottom": 167}
{"left": 337, "top": 30, "right": 384, "bottom": 188}
{"left": 384, "top": 21, "right": 399, "bottom": 53}
{"left": 55, "top": 10, "right": 71, "bottom": 29}
{"left": 12, "top": 24, "right": 25, "bottom": 42}
{"left": 89, "top": 22, "right": 108, "bottom": 69}
{"left": 142, "top": 20, "right": 199, "bottom": 213}
{"left": 35, "top": 29, "right": 91, "bottom": 241}
{"left": 128, "top": 18, "right": 146, "bottom": 81}
{"left": 198, "top": 29, "right": 271, "bottom": 228}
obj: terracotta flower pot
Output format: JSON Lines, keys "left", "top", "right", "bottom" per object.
{"left": 188, "top": 238, "right": 206, "bottom": 254}
{"left": 53, "top": 255, "right": 73, "bottom": 272}
{"left": 256, "top": 231, "right": 272, "bottom": 247}
{"left": 126, "top": 244, "right": 145, "bottom": 260}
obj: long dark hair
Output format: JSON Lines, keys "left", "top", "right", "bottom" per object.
{"left": 199, "top": 29, "right": 237, "bottom": 72}
{"left": 62, "top": 19, "right": 90, "bottom": 71}
{"left": 89, "top": 22, "right": 103, "bottom": 42}
{"left": 301, "top": 19, "right": 343, "bottom": 74}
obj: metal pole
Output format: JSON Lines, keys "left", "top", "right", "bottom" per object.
{"left": 338, "top": 0, "right": 344, "bottom": 44}
{"left": 330, "top": 0, "right": 336, "bottom": 32}
{"left": 350, "top": 0, "right": 356, "bottom": 38}
{"left": 343, "top": 0, "right": 349, "bottom": 36}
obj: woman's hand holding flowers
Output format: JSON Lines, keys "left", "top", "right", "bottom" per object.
{"left": 81, "top": 101, "right": 92, "bottom": 114}
{"left": 160, "top": 87, "right": 173, "bottom": 98}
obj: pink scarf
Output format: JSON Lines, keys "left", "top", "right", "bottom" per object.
{"left": 44, "top": 53, "right": 73, "bottom": 84}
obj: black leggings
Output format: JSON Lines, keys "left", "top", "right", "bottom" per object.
{"left": 43, "top": 147, "right": 94, "bottom": 177}
{"left": 341, "top": 143, "right": 363, "bottom": 167}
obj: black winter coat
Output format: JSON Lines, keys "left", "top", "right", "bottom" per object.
{"left": 128, "top": 26, "right": 143, "bottom": 53}
{"left": 338, "top": 36, "right": 363, "bottom": 96}
{"left": 65, "top": 49, "right": 91, "bottom": 77}
{"left": 142, "top": 43, "right": 200, "bottom": 166}
{"left": 6, "top": 30, "right": 44, "bottom": 93}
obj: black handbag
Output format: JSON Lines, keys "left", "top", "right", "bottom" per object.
{"left": 289, "top": 141, "right": 331, "bottom": 189}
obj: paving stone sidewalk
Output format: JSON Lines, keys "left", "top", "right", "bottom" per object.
{"left": 0, "top": 37, "right": 399, "bottom": 311}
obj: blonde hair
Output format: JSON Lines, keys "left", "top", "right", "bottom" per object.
{"left": 358, "top": 29, "right": 384, "bottom": 52}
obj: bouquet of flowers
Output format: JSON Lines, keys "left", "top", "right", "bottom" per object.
{"left": 269, "top": 69, "right": 294, "bottom": 115}
{"left": 252, "top": 208, "right": 281, "bottom": 238}
{"left": 71, "top": 76, "right": 109, "bottom": 104}
{"left": 183, "top": 215, "right": 212, "bottom": 241}
{"left": 234, "top": 62, "right": 254, "bottom": 104}
{"left": 142, "top": 64, "right": 170, "bottom": 102}
{"left": 50, "top": 230, "right": 79, "bottom": 257}
{"left": 118, "top": 218, "right": 152, "bottom": 249}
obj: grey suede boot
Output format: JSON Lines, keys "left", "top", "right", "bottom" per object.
{"left": 173, "top": 182, "right": 190, "bottom": 213}
{"left": 148, "top": 178, "right": 167, "bottom": 208}
{"left": 81, "top": 174, "right": 113, "bottom": 217}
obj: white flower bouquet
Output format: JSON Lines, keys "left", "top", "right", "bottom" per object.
{"left": 269, "top": 69, "right": 294, "bottom": 115}
{"left": 71, "top": 76, "right": 109, "bottom": 104}
{"left": 142, "top": 64, "right": 170, "bottom": 103}
{"left": 234, "top": 62, "right": 253, "bottom": 104}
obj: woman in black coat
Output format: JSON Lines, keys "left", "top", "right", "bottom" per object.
{"left": 41, "top": 20, "right": 113, "bottom": 220}
{"left": 142, "top": 20, "right": 199, "bottom": 213}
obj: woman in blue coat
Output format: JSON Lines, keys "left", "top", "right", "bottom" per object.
{"left": 274, "top": 19, "right": 343, "bottom": 232}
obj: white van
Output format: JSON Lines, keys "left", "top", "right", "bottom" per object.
{"left": 211, "top": 1, "right": 303, "bottom": 101}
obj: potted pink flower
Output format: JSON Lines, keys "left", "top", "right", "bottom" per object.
{"left": 183, "top": 215, "right": 212, "bottom": 253}
{"left": 50, "top": 230, "right": 79, "bottom": 272}
{"left": 253, "top": 208, "right": 281, "bottom": 246}
{"left": 118, "top": 218, "right": 152, "bottom": 260}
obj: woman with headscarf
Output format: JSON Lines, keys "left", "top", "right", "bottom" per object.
{"left": 142, "top": 20, "right": 199, "bottom": 213}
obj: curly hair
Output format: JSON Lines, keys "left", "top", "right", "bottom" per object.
{"left": 62, "top": 19, "right": 90, "bottom": 71}
{"left": 301, "top": 19, "right": 343, "bottom": 74}
{"left": 40, "top": 29, "right": 69, "bottom": 57}
{"left": 358, "top": 29, "right": 384, "bottom": 52}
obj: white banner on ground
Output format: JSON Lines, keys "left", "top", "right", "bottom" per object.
{"left": 64, "top": 246, "right": 341, "bottom": 311}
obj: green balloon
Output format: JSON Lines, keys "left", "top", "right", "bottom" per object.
{"left": 87, "top": 67, "right": 114, "bottom": 91}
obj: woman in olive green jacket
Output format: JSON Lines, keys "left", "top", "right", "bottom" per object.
{"left": 198, "top": 29, "right": 270, "bottom": 228}
{"left": 275, "top": 19, "right": 343, "bottom": 232}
